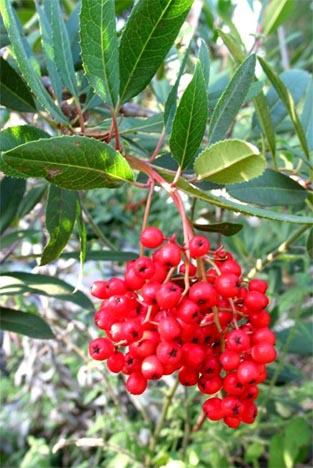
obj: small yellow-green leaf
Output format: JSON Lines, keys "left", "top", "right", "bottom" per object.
{"left": 194, "top": 139, "right": 265, "bottom": 184}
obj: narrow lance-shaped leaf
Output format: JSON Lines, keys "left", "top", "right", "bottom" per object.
{"left": 194, "top": 139, "right": 265, "bottom": 184}
{"left": 0, "top": 0, "right": 68, "bottom": 124}
{"left": 0, "top": 177, "right": 26, "bottom": 234}
{"left": 119, "top": 0, "right": 193, "bottom": 103}
{"left": 208, "top": 54, "right": 256, "bottom": 145}
{"left": 35, "top": 0, "right": 63, "bottom": 103}
{"left": 198, "top": 39, "right": 210, "bottom": 91}
{"left": 258, "top": 56, "right": 310, "bottom": 159}
{"left": 217, "top": 29, "right": 276, "bottom": 161}
{"left": 44, "top": 0, "right": 78, "bottom": 98}
{"left": 263, "top": 0, "right": 295, "bottom": 36}
{"left": 40, "top": 186, "right": 78, "bottom": 265}
{"left": 301, "top": 76, "right": 313, "bottom": 152}
{"left": 170, "top": 60, "right": 208, "bottom": 170}
{"left": 0, "top": 57, "right": 36, "bottom": 112}
{"left": 80, "top": 0, "right": 119, "bottom": 107}
{"left": 1, "top": 135, "right": 134, "bottom": 190}
{"left": 0, "top": 307, "right": 54, "bottom": 339}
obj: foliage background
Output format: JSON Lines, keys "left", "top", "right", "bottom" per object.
{"left": 0, "top": 0, "right": 312, "bottom": 467}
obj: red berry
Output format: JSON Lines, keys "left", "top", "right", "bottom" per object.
{"left": 202, "top": 397, "right": 224, "bottom": 420}
{"left": 158, "top": 316, "right": 181, "bottom": 341}
{"left": 107, "top": 351, "right": 125, "bottom": 373}
{"left": 89, "top": 337, "right": 114, "bottom": 361}
{"left": 126, "top": 373, "right": 147, "bottom": 394}
{"left": 178, "top": 366, "right": 199, "bottom": 386}
{"left": 189, "top": 235, "right": 210, "bottom": 258}
{"left": 198, "top": 375, "right": 223, "bottom": 394}
{"left": 188, "top": 281, "right": 218, "bottom": 309}
{"left": 244, "top": 291, "right": 269, "bottom": 311}
{"left": 220, "top": 350, "right": 241, "bottom": 371}
{"left": 248, "top": 278, "right": 268, "bottom": 293}
{"left": 226, "top": 329, "right": 251, "bottom": 352}
{"left": 157, "top": 241, "right": 181, "bottom": 267}
{"left": 140, "top": 227, "right": 164, "bottom": 248}
{"left": 251, "top": 342, "right": 277, "bottom": 364}
{"left": 141, "top": 355, "right": 164, "bottom": 380}
{"left": 156, "top": 341, "right": 182, "bottom": 366}
{"left": 156, "top": 282, "right": 182, "bottom": 309}
{"left": 237, "top": 361, "right": 260, "bottom": 385}
{"left": 133, "top": 256, "right": 156, "bottom": 279}
{"left": 215, "top": 273, "right": 240, "bottom": 298}
{"left": 90, "top": 280, "right": 108, "bottom": 299}
{"left": 252, "top": 327, "right": 276, "bottom": 345}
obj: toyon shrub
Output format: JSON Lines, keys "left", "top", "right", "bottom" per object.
{"left": 89, "top": 228, "right": 276, "bottom": 429}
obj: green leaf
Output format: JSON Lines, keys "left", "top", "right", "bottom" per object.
{"left": 35, "top": 0, "right": 63, "bottom": 103}
{"left": 301, "top": 77, "right": 313, "bottom": 152}
{"left": 307, "top": 228, "right": 313, "bottom": 258}
{"left": 2, "top": 135, "right": 134, "bottom": 190}
{"left": 208, "top": 54, "right": 256, "bottom": 144}
{"left": 40, "top": 186, "right": 78, "bottom": 265}
{"left": 61, "top": 250, "right": 138, "bottom": 262}
{"left": 269, "top": 434, "right": 285, "bottom": 468}
{"left": 44, "top": 0, "right": 78, "bottom": 98}
{"left": 119, "top": 0, "right": 193, "bottom": 103}
{"left": 0, "top": 229, "right": 40, "bottom": 249}
{"left": 0, "top": 57, "right": 36, "bottom": 112}
{"left": 169, "top": 60, "right": 208, "bottom": 169}
{"left": 194, "top": 139, "right": 265, "bottom": 184}
{"left": 156, "top": 166, "right": 313, "bottom": 224}
{"left": 198, "top": 39, "right": 210, "bottom": 91}
{"left": 228, "top": 169, "right": 307, "bottom": 206}
{"left": 244, "top": 442, "right": 264, "bottom": 464}
{"left": 216, "top": 28, "right": 245, "bottom": 63}
{"left": 0, "top": 306, "right": 54, "bottom": 339}
{"left": 263, "top": 0, "right": 295, "bottom": 36}
{"left": 284, "top": 418, "right": 311, "bottom": 468}
{"left": 258, "top": 56, "right": 309, "bottom": 159}
{"left": 193, "top": 221, "right": 243, "bottom": 236}
{"left": 0, "top": 0, "right": 68, "bottom": 124}
{"left": 275, "top": 322, "right": 313, "bottom": 355}
{"left": 17, "top": 182, "right": 48, "bottom": 218}
{"left": 0, "top": 272, "right": 94, "bottom": 311}
{"left": 0, "top": 177, "right": 26, "bottom": 234}
{"left": 80, "top": 0, "right": 119, "bottom": 107}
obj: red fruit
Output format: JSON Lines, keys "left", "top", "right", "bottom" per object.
{"left": 179, "top": 262, "right": 197, "bottom": 276}
{"left": 133, "top": 256, "right": 156, "bottom": 279}
{"left": 141, "top": 281, "right": 161, "bottom": 305}
{"left": 121, "top": 319, "right": 144, "bottom": 344}
{"left": 241, "top": 384, "right": 259, "bottom": 401}
{"left": 123, "top": 353, "right": 142, "bottom": 374}
{"left": 141, "top": 355, "right": 164, "bottom": 380}
{"left": 104, "top": 277, "right": 128, "bottom": 297}
{"left": 224, "top": 416, "right": 241, "bottom": 429}
{"left": 188, "top": 281, "right": 219, "bottom": 309}
{"left": 220, "top": 350, "right": 241, "bottom": 371}
{"left": 200, "top": 355, "right": 221, "bottom": 377}
{"left": 218, "top": 259, "right": 242, "bottom": 276}
{"left": 226, "top": 329, "right": 251, "bottom": 352}
{"left": 156, "top": 282, "right": 182, "bottom": 309}
{"left": 237, "top": 361, "right": 260, "bottom": 385}
{"left": 248, "top": 278, "right": 268, "bottom": 293}
{"left": 189, "top": 235, "right": 210, "bottom": 258}
{"left": 248, "top": 310, "right": 271, "bottom": 328}
{"left": 107, "top": 351, "right": 125, "bottom": 373}
{"left": 124, "top": 268, "right": 145, "bottom": 290}
{"left": 177, "top": 298, "right": 202, "bottom": 324}
{"left": 140, "top": 227, "right": 164, "bottom": 248}
{"left": 223, "top": 372, "right": 245, "bottom": 396}
{"left": 181, "top": 342, "right": 205, "bottom": 369}
{"left": 129, "top": 339, "right": 158, "bottom": 359}
{"left": 198, "top": 375, "right": 223, "bottom": 394}
{"left": 126, "top": 373, "right": 147, "bottom": 394}
{"left": 157, "top": 241, "right": 182, "bottom": 267}
{"left": 215, "top": 273, "right": 240, "bottom": 298}
{"left": 90, "top": 280, "right": 108, "bottom": 299}
{"left": 241, "top": 401, "right": 257, "bottom": 424}
{"left": 158, "top": 316, "right": 181, "bottom": 341}
{"left": 178, "top": 366, "right": 199, "bottom": 386}
{"left": 202, "top": 397, "right": 224, "bottom": 420}
{"left": 94, "top": 307, "right": 115, "bottom": 331}
{"left": 221, "top": 396, "right": 244, "bottom": 418}
{"left": 156, "top": 341, "right": 182, "bottom": 366}
{"left": 251, "top": 342, "right": 277, "bottom": 364}
{"left": 252, "top": 327, "right": 276, "bottom": 345}
{"left": 244, "top": 291, "right": 269, "bottom": 311}
{"left": 89, "top": 337, "right": 114, "bottom": 361}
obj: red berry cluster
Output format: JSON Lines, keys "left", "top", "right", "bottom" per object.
{"left": 89, "top": 227, "right": 276, "bottom": 429}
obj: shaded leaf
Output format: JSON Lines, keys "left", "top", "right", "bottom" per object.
{"left": 0, "top": 57, "right": 36, "bottom": 112}
{"left": 0, "top": 306, "right": 54, "bottom": 339}
{"left": 80, "top": 0, "right": 119, "bottom": 107}
{"left": 0, "top": 0, "right": 68, "bottom": 123}
{"left": 0, "top": 272, "right": 94, "bottom": 311}
{"left": 307, "top": 228, "right": 313, "bottom": 258}
{"left": 258, "top": 56, "right": 309, "bottom": 159}
{"left": 208, "top": 54, "right": 256, "bottom": 144}
{"left": 0, "top": 229, "right": 40, "bottom": 249}
{"left": 276, "top": 322, "right": 313, "bottom": 355}
{"left": 263, "top": 0, "right": 295, "bottom": 36}
{"left": 17, "top": 182, "right": 48, "bottom": 218}
{"left": 119, "top": 0, "right": 193, "bottom": 103}
{"left": 193, "top": 221, "right": 243, "bottom": 236}
{"left": 301, "top": 76, "right": 313, "bottom": 152}
{"left": 170, "top": 60, "right": 208, "bottom": 169}
{"left": 228, "top": 169, "right": 307, "bottom": 206}
{"left": 194, "top": 139, "right": 265, "bottom": 184}
{"left": 2, "top": 135, "right": 134, "bottom": 190}
{"left": 44, "top": 0, "right": 78, "bottom": 98}
{"left": 41, "top": 186, "right": 78, "bottom": 265}
{"left": 0, "top": 177, "right": 26, "bottom": 234}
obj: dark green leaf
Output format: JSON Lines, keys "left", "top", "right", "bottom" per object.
{"left": 276, "top": 322, "right": 313, "bottom": 355}
{"left": 0, "top": 14, "right": 9, "bottom": 47}
{"left": 156, "top": 166, "right": 313, "bottom": 224}
{"left": 194, "top": 139, "right": 265, "bottom": 184}
{"left": 119, "top": 114, "right": 164, "bottom": 135}
{"left": 208, "top": 54, "right": 256, "bottom": 144}
{"left": 0, "top": 125, "right": 50, "bottom": 178}
{"left": 306, "top": 228, "right": 313, "bottom": 258}
{"left": 0, "top": 272, "right": 94, "bottom": 311}
{"left": 0, "top": 57, "right": 36, "bottom": 112}
{"left": 193, "top": 221, "right": 243, "bottom": 236}
{"left": 0, "top": 229, "right": 40, "bottom": 249}
{"left": 44, "top": 0, "right": 78, "bottom": 98}
{"left": 40, "top": 186, "right": 78, "bottom": 265}
{"left": 119, "top": 0, "right": 193, "bottom": 103}
{"left": 0, "top": 306, "right": 54, "bottom": 339}
{"left": 17, "top": 182, "right": 48, "bottom": 218}
{"left": 2, "top": 135, "right": 134, "bottom": 190}
{"left": 76, "top": 198, "right": 87, "bottom": 272}
{"left": 80, "top": 0, "right": 119, "bottom": 107}
{"left": 0, "top": 0, "right": 68, "bottom": 123}
{"left": 228, "top": 169, "right": 307, "bottom": 206}
{"left": 170, "top": 60, "right": 208, "bottom": 169}
{"left": 263, "top": 0, "right": 295, "bottom": 36}
{"left": 301, "top": 77, "right": 313, "bottom": 152}
{"left": 115, "top": 0, "right": 134, "bottom": 14}
{"left": 0, "top": 177, "right": 26, "bottom": 234}
{"left": 258, "top": 56, "right": 309, "bottom": 159}
{"left": 35, "top": 0, "right": 63, "bottom": 103}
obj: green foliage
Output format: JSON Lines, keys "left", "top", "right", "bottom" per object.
{"left": 0, "top": 0, "right": 312, "bottom": 467}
